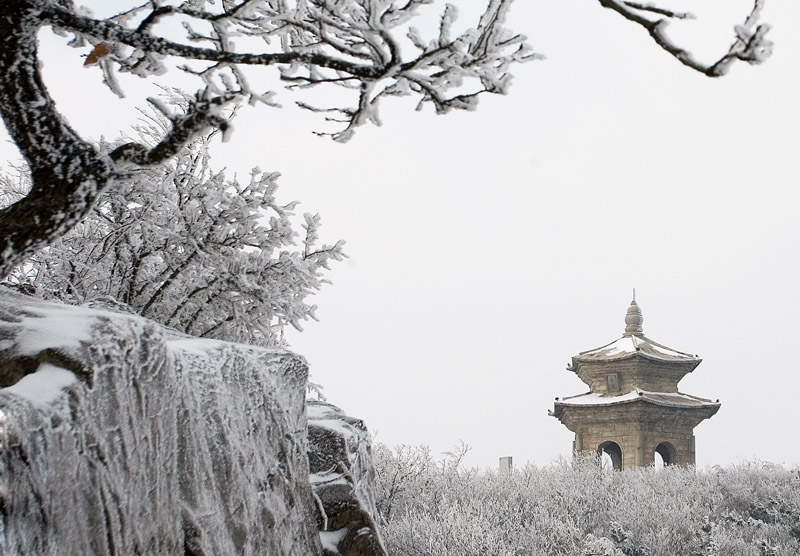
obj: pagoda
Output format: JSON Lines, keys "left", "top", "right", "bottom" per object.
{"left": 550, "top": 297, "right": 720, "bottom": 469}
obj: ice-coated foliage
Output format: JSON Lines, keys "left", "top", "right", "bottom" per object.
{"left": 0, "top": 0, "right": 534, "bottom": 277}
{"left": 54, "top": 0, "right": 536, "bottom": 142}
{"left": 2, "top": 119, "right": 344, "bottom": 347}
{"left": 0, "top": 0, "right": 771, "bottom": 277}
{"left": 373, "top": 445, "right": 800, "bottom": 556}
{"left": 0, "top": 289, "right": 321, "bottom": 555}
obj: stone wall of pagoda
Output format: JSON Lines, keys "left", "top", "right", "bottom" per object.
{"left": 575, "top": 358, "right": 693, "bottom": 395}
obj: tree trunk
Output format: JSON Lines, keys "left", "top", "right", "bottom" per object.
{"left": 0, "top": 0, "right": 113, "bottom": 278}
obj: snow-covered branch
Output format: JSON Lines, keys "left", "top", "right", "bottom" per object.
{"left": 0, "top": 0, "right": 775, "bottom": 278}
{"left": 43, "top": 0, "right": 534, "bottom": 138}
{"left": 598, "top": 0, "right": 772, "bottom": 76}
{"left": 0, "top": 0, "right": 533, "bottom": 277}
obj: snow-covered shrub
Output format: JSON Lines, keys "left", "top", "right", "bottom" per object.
{"left": 2, "top": 129, "right": 344, "bottom": 347}
{"left": 374, "top": 446, "right": 800, "bottom": 556}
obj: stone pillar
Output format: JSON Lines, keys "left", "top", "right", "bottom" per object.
{"left": 499, "top": 456, "right": 513, "bottom": 476}
{"left": 689, "top": 435, "right": 696, "bottom": 465}
{"left": 635, "top": 428, "right": 644, "bottom": 467}
{"left": 574, "top": 432, "right": 584, "bottom": 452}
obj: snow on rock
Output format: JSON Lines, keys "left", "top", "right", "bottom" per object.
{"left": 307, "top": 401, "right": 387, "bottom": 556}
{"left": 2, "top": 363, "right": 77, "bottom": 406}
{"left": 320, "top": 528, "right": 349, "bottom": 552}
{"left": 0, "top": 289, "right": 322, "bottom": 555}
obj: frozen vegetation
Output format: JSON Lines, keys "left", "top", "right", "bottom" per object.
{"left": 2, "top": 123, "right": 344, "bottom": 349}
{"left": 0, "top": 0, "right": 534, "bottom": 279}
{"left": 0, "top": 2, "right": 779, "bottom": 555}
{"left": 374, "top": 445, "right": 800, "bottom": 556}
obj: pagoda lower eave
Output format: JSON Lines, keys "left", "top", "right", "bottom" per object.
{"left": 550, "top": 390, "right": 720, "bottom": 433}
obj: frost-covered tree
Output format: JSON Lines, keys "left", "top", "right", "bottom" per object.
{"left": 0, "top": 0, "right": 535, "bottom": 279}
{"left": 2, "top": 114, "right": 343, "bottom": 347}
{"left": 0, "top": 1, "right": 772, "bottom": 280}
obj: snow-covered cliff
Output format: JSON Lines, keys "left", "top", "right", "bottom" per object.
{"left": 308, "top": 401, "right": 387, "bottom": 556}
{"left": 0, "top": 289, "right": 321, "bottom": 555}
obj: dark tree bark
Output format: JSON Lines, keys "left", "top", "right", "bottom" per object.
{"left": 0, "top": 2, "right": 113, "bottom": 278}
{"left": 0, "top": 2, "right": 241, "bottom": 278}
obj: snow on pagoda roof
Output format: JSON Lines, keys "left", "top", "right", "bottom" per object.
{"left": 569, "top": 297, "right": 699, "bottom": 365}
{"left": 555, "top": 389, "right": 719, "bottom": 409}
{"left": 573, "top": 334, "right": 699, "bottom": 364}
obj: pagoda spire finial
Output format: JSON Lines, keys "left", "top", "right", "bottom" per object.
{"left": 624, "top": 293, "right": 644, "bottom": 336}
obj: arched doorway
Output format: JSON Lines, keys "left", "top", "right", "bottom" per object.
{"left": 597, "top": 441, "right": 623, "bottom": 471}
{"left": 654, "top": 442, "right": 677, "bottom": 467}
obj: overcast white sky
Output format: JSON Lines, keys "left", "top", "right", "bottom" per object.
{"left": 2, "top": 0, "right": 799, "bottom": 469}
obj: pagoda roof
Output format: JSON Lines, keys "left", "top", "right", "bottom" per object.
{"left": 570, "top": 334, "right": 700, "bottom": 366}
{"left": 550, "top": 389, "right": 720, "bottom": 418}
{"left": 568, "top": 298, "right": 700, "bottom": 370}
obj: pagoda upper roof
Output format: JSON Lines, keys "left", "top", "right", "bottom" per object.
{"left": 568, "top": 298, "right": 700, "bottom": 370}
{"left": 571, "top": 334, "right": 699, "bottom": 365}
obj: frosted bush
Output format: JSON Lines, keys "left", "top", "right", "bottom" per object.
{"left": 2, "top": 120, "right": 344, "bottom": 348}
{"left": 374, "top": 446, "right": 800, "bottom": 556}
